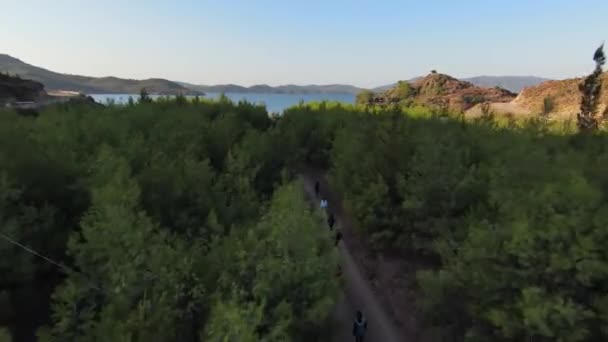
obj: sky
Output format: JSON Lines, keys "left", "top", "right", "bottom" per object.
{"left": 1, "top": 0, "right": 608, "bottom": 88}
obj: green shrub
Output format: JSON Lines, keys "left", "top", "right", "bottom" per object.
{"left": 463, "top": 94, "right": 486, "bottom": 105}
{"left": 542, "top": 95, "right": 555, "bottom": 116}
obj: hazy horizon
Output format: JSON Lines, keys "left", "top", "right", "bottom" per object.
{"left": 0, "top": 53, "right": 557, "bottom": 88}
{"left": 2, "top": 0, "right": 607, "bottom": 87}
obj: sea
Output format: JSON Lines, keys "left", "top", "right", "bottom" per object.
{"left": 89, "top": 92, "right": 356, "bottom": 113}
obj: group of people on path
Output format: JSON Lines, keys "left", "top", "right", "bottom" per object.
{"left": 316, "top": 181, "right": 342, "bottom": 247}
{"left": 314, "top": 179, "right": 368, "bottom": 342}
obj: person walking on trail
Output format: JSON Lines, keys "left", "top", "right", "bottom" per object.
{"left": 320, "top": 199, "right": 328, "bottom": 209}
{"left": 314, "top": 181, "right": 320, "bottom": 197}
{"left": 327, "top": 213, "right": 335, "bottom": 230}
{"left": 335, "top": 230, "right": 343, "bottom": 246}
{"left": 353, "top": 310, "right": 368, "bottom": 342}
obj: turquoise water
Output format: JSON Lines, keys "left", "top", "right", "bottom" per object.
{"left": 90, "top": 92, "right": 356, "bottom": 113}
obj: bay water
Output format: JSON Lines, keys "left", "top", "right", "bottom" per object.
{"left": 90, "top": 92, "right": 356, "bottom": 113}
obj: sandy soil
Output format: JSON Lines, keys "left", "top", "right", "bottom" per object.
{"left": 465, "top": 101, "right": 532, "bottom": 117}
{"left": 46, "top": 90, "right": 81, "bottom": 97}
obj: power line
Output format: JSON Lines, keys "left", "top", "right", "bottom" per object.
{"left": 0, "top": 232, "right": 74, "bottom": 274}
{"left": 0, "top": 232, "right": 105, "bottom": 293}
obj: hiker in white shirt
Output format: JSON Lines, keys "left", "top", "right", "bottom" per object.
{"left": 320, "top": 199, "right": 328, "bottom": 209}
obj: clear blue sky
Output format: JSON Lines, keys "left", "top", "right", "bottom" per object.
{"left": 1, "top": 0, "right": 607, "bottom": 87}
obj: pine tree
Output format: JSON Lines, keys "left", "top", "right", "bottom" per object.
{"left": 577, "top": 44, "right": 605, "bottom": 131}
{"left": 139, "top": 88, "right": 152, "bottom": 104}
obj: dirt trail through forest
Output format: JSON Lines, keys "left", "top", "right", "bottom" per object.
{"left": 300, "top": 173, "right": 404, "bottom": 342}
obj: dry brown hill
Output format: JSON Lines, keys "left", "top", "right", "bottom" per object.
{"left": 512, "top": 72, "right": 608, "bottom": 119}
{"left": 378, "top": 72, "right": 516, "bottom": 111}
{"left": 375, "top": 70, "right": 608, "bottom": 121}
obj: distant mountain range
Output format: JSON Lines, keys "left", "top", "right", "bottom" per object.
{"left": 181, "top": 76, "right": 549, "bottom": 94}
{"left": 0, "top": 54, "right": 200, "bottom": 95}
{"left": 374, "top": 76, "right": 551, "bottom": 93}
{"left": 177, "top": 82, "right": 365, "bottom": 94}
{"left": 462, "top": 76, "right": 551, "bottom": 93}
{"left": 1, "top": 53, "right": 551, "bottom": 95}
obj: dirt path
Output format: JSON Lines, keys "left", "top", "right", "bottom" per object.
{"left": 300, "top": 173, "right": 404, "bottom": 342}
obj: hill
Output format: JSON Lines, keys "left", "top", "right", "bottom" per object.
{"left": 0, "top": 54, "right": 200, "bottom": 95}
{"left": 0, "top": 72, "right": 45, "bottom": 102}
{"left": 370, "top": 72, "right": 516, "bottom": 111}
{"left": 178, "top": 82, "right": 365, "bottom": 94}
{"left": 177, "top": 82, "right": 249, "bottom": 93}
{"left": 511, "top": 72, "right": 608, "bottom": 118}
{"left": 276, "top": 84, "right": 364, "bottom": 94}
{"left": 464, "top": 72, "right": 608, "bottom": 119}
{"left": 373, "top": 75, "right": 549, "bottom": 93}
{"left": 372, "top": 77, "right": 420, "bottom": 92}
{"left": 463, "top": 76, "right": 550, "bottom": 93}
{"left": 0, "top": 53, "right": 549, "bottom": 96}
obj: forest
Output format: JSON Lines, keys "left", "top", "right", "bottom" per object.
{"left": 282, "top": 104, "right": 608, "bottom": 341}
{"left": 2, "top": 53, "right": 608, "bottom": 341}
{"left": 0, "top": 98, "right": 339, "bottom": 342}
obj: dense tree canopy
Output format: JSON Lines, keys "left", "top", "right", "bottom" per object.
{"left": 3, "top": 91, "right": 608, "bottom": 342}
{"left": 0, "top": 99, "right": 337, "bottom": 342}
{"left": 277, "top": 104, "right": 608, "bottom": 341}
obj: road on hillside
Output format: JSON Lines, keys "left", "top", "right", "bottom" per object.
{"left": 300, "top": 174, "right": 404, "bottom": 342}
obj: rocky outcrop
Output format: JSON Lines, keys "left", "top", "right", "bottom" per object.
{"left": 1, "top": 73, "right": 106, "bottom": 111}
{"left": 0, "top": 73, "right": 46, "bottom": 103}
{"left": 368, "top": 72, "right": 517, "bottom": 111}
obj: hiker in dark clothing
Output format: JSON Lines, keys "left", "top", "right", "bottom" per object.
{"left": 314, "top": 181, "right": 320, "bottom": 197}
{"left": 353, "top": 310, "right": 368, "bottom": 342}
{"left": 335, "top": 230, "right": 343, "bottom": 246}
{"left": 327, "top": 213, "right": 335, "bottom": 230}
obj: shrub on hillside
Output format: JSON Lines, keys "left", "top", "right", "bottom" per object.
{"left": 356, "top": 90, "right": 375, "bottom": 105}
{"left": 542, "top": 95, "right": 555, "bottom": 116}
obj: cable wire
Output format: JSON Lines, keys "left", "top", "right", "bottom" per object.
{"left": 0, "top": 232, "right": 105, "bottom": 292}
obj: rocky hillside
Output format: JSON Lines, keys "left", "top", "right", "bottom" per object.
{"left": 0, "top": 72, "right": 45, "bottom": 102}
{"left": 376, "top": 72, "right": 516, "bottom": 111}
{"left": 373, "top": 75, "right": 549, "bottom": 93}
{"left": 513, "top": 72, "right": 608, "bottom": 118}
